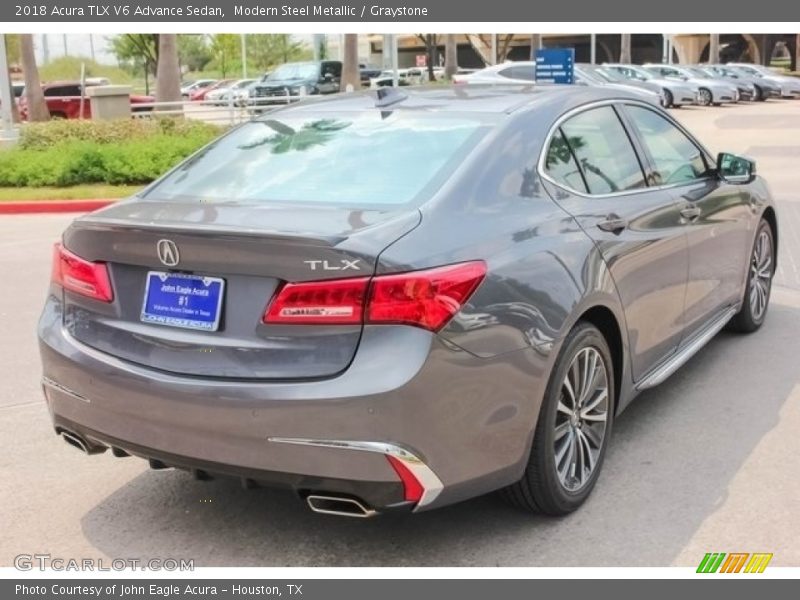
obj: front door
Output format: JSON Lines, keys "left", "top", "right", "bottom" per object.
{"left": 541, "top": 103, "right": 689, "bottom": 381}
{"left": 620, "top": 103, "right": 753, "bottom": 338}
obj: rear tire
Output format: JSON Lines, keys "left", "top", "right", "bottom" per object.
{"left": 729, "top": 219, "right": 774, "bottom": 333}
{"left": 502, "top": 322, "right": 615, "bottom": 515}
{"left": 662, "top": 89, "right": 674, "bottom": 108}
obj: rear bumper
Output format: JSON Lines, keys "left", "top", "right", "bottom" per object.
{"left": 39, "top": 295, "right": 549, "bottom": 513}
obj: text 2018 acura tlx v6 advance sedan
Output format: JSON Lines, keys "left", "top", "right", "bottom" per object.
{"left": 39, "top": 86, "right": 777, "bottom": 518}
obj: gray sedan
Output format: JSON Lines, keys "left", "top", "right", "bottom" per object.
{"left": 39, "top": 86, "right": 777, "bottom": 518}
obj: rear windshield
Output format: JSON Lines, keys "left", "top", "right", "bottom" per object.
{"left": 143, "top": 112, "right": 490, "bottom": 207}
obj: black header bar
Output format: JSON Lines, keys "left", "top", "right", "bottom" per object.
{"left": 2, "top": 0, "right": 798, "bottom": 23}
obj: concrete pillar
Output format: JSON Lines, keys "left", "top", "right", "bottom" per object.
{"left": 709, "top": 34, "right": 720, "bottom": 63}
{"left": 86, "top": 85, "right": 132, "bottom": 120}
{"left": 620, "top": 34, "right": 631, "bottom": 63}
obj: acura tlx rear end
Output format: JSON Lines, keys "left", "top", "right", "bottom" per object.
{"left": 38, "top": 100, "right": 537, "bottom": 517}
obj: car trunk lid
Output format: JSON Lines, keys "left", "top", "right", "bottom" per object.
{"left": 60, "top": 200, "right": 420, "bottom": 380}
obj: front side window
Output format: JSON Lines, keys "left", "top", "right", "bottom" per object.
{"left": 558, "top": 106, "right": 646, "bottom": 194}
{"left": 625, "top": 105, "right": 709, "bottom": 185}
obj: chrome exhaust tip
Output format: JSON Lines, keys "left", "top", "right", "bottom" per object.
{"left": 61, "top": 431, "right": 90, "bottom": 454}
{"left": 59, "top": 430, "right": 106, "bottom": 455}
{"left": 306, "top": 494, "right": 377, "bottom": 518}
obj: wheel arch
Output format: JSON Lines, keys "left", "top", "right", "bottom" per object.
{"left": 576, "top": 305, "right": 624, "bottom": 416}
{"left": 762, "top": 206, "right": 778, "bottom": 265}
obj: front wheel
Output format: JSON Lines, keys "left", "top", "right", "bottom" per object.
{"left": 729, "top": 219, "right": 774, "bottom": 333}
{"left": 662, "top": 89, "right": 674, "bottom": 108}
{"left": 753, "top": 85, "right": 764, "bottom": 102}
{"left": 501, "top": 322, "right": 614, "bottom": 515}
{"left": 698, "top": 87, "right": 713, "bottom": 106}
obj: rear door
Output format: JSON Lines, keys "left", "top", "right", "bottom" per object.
{"left": 621, "top": 103, "right": 754, "bottom": 338}
{"left": 540, "top": 103, "right": 689, "bottom": 380}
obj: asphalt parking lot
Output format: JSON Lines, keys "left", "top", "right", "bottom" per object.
{"left": 1, "top": 99, "right": 799, "bottom": 568}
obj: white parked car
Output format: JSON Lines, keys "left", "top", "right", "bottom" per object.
{"left": 180, "top": 79, "right": 216, "bottom": 98}
{"left": 454, "top": 61, "right": 662, "bottom": 107}
{"left": 454, "top": 62, "right": 537, "bottom": 85}
{"left": 206, "top": 79, "right": 257, "bottom": 106}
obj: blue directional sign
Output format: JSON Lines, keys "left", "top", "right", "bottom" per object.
{"left": 535, "top": 48, "right": 575, "bottom": 84}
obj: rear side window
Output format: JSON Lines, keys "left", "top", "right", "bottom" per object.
{"left": 44, "top": 86, "right": 80, "bottom": 96}
{"left": 558, "top": 106, "right": 646, "bottom": 194}
{"left": 625, "top": 105, "right": 709, "bottom": 185}
{"left": 544, "top": 129, "right": 587, "bottom": 193}
{"left": 144, "top": 113, "right": 490, "bottom": 207}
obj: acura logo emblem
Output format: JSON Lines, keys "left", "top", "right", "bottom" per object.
{"left": 157, "top": 239, "right": 180, "bottom": 267}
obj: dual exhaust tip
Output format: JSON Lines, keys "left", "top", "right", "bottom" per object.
{"left": 306, "top": 494, "right": 377, "bottom": 518}
{"left": 60, "top": 430, "right": 106, "bottom": 455}
{"left": 61, "top": 430, "right": 378, "bottom": 518}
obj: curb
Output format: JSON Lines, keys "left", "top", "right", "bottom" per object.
{"left": 0, "top": 199, "right": 115, "bottom": 215}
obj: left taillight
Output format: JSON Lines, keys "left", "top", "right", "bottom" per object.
{"left": 263, "top": 261, "right": 486, "bottom": 332}
{"left": 51, "top": 243, "right": 114, "bottom": 303}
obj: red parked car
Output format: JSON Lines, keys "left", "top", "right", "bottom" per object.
{"left": 189, "top": 79, "right": 234, "bottom": 102}
{"left": 18, "top": 81, "right": 154, "bottom": 120}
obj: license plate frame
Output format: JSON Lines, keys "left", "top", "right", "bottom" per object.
{"left": 141, "top": 271, "right": 225, "bottom": 332}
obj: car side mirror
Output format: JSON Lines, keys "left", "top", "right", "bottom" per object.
{"left": 717, "top": 152, "right": 756, "bottom": 184}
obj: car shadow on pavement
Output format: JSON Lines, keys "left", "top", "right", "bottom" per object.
{"left": 81, "top": 302, "right": 800, "bottom": 567}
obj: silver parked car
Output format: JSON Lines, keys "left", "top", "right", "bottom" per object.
{"left": 40, "top": 86, "right": 777, "bottom": 517}
{"left": 457, "top": 61, "right": 662, "bottom": 106}
{"left": 577, "top": 63, "right": 687, "bottom": 107}
{"left": 642, "top": 64, "right": 738, "bottom": 106}
{"left": 696, "top": 65, "right": 780, "bottom": 102}
{"left": 603, "top": 63, "right": 699, "bottom": 108}
{"left": 726, "top": 63, "right": 800, "bottom": 98}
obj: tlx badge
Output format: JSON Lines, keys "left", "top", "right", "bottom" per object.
{"left": 303, "top": 259, "right": 361, "bottom": 271}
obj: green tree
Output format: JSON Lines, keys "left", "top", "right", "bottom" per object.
{"left": 210, "top": 34, "right": 239, "bottom": 78}
{"left": 178, "top": 35, "right": 212, "bottom": 72}
{"left": 246, "top": 34, "right": 309, "bottom": 72}
{"left": 110, "top": 34, "right": 159, "bottom": 94}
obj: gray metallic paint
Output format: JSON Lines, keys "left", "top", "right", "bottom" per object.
{"left": 38, "top": 86, "right": 777, "bottom": 512}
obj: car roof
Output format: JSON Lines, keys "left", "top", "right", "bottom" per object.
{"left": 269, "top": 85, "right": 657, "bottom": 117}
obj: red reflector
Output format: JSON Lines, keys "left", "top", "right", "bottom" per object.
{"left": 386, "top": 455, "right": 424, "bottom": 503}
{"left": 263, "top": 277, "right": 370, "bottom": 325}
{"left": 51, "top": 243, "right": 114, "bottom": 303}
{"left": 367, "top": 261, "right": 486, "bottom": 331}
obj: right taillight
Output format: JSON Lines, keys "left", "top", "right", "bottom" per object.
{"left": 263, "top": 261, "right": 486, "bottom": 332}
{"left": 51, "top": 243, "right": 114, "bottom": 303}
{"left": 366, "top": 262, "right": 486, "bottom": 331}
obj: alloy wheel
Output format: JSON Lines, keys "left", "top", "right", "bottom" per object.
{"left": 698, "top": 88, "right": 712, "bottom": 106}
{"left": 554, "top": 346, "right": 610, "bottom": 492}
{"left": 749, "top": 229, "right": 773, "bottom": 321}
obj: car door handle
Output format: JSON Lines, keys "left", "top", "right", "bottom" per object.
{"left": 680, "top": 205, "right": 702, "bottom": 221}
{"left": 597, "top": 214, "right": 628, "bottom": 234}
